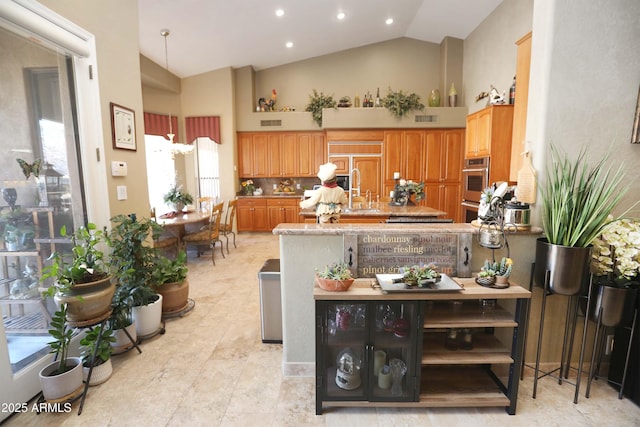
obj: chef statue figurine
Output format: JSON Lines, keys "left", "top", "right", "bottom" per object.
{"left": 300, "top": 162, "right": 348, "bottom": 223}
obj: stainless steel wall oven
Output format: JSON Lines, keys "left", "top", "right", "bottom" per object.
{"left": 461, "top": 157, "right": 490, "bottom": 222}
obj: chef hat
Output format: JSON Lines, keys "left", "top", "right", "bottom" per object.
{"left": 317, "top": 162, "right": 338, "bottom": 182}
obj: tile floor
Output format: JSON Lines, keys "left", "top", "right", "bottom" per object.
{"left": 4, "top": 233, "right": 640, "bottom": 426}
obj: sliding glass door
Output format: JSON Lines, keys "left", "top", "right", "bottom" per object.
{"left": 0, "top": 2, "right": 105, "bottom": 420}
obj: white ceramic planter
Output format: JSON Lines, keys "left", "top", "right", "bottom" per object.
{"left": 39, "top": 357, "right": 83, "bottom": 401}
{"left": 111, "top": 323, "right": 138, "bottom": 354}
{"left": 83, "top": 358, "right": 113, "bottom": 386}
{"left": 133, "top": 294, "right": 163, "bottom": 338}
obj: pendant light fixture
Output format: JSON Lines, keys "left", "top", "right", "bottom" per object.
{"left": 160, "top": 28, "right": 193, "bottom": 155}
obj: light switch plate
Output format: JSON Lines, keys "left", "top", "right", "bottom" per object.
{"left": 117, "top": 185, "right": 127, "bottom": 200}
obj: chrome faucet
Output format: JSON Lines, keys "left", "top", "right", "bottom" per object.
{"left": 365, "top": 190, "right": 372, "bottom": 208}
{"left": 348, "top": 167, "right": 361, "bottom": 209}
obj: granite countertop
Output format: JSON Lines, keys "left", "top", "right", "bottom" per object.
{"left": 300, "top": 204, "right": 447, "bottom": 217}
{"left": 273, "top": 222, "right": 544, "bottom": 236}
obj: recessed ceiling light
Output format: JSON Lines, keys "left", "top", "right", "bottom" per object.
{"left": 385, "top": 18, "right": 394, "bottom": 25}
{"left": 286, "top": 41, "right": 293, "bottom": 48}
{"left": 337, "top": 12, "right": 346, "bottom": 20}
{"left": 275, "top": 9, "right": 285, "bottom": 17}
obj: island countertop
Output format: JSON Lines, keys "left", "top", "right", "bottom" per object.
{"left": 299, "top": 203, "right": 447, "bottom": 218}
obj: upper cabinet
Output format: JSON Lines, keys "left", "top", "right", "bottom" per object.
{"left": 509, "top": 32, "right": 533, "bottom": 181}
{"left": 237, "top": 131, "right": 325, "bottom": 178}
{"left": 465, "top": 105, "right": 514, "bottom": 184}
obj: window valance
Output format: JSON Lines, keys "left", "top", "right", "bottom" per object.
{"left": 143, "top": 112, "right": 177, "bottom": 141}
{"left": 185, "top": 116, "right": 221, "bottom": 144}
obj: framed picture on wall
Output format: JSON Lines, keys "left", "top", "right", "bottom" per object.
{"left": 110, "top": 102, "right": 136, "bottom": 151}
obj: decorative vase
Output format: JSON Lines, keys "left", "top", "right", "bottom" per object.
{"left": 534, "top": 238, "right": 591, "bottom": 296}
{"left": 38, "top": 357, "right": 83, "bottom": 401}
{"left": 448, "top": 83, "right": 458, "bottom": 107}
{"left": 315, "top": 275, "right": 354, "bottom": 292}
{"left": 389, "top": 358, "right": 407, "bottom": 396}
{"left": 428, "top": 89, "right": 441, "bottom": 107}
{"left": 132, "top": 294, "right": 163, "bottom": 338}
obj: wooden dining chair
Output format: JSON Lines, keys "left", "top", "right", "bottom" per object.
{"left": 220, "top": 198, "right": 237, "bottom": 255}
{"left": 182, "top": 201, "right": 225, "bottom": 265}
{"left": 197, "top": 196, "right": 214, "bottom": 213}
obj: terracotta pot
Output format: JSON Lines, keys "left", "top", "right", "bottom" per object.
{"left": 39, "top": 357, "right": 83, "bottom": 401}
{"left": 495, "top": 275, "right": 509, "bottom": 285}
{"left": 534, "top": 238, "right": 591, "bottom": 296}
{"left": 152, "top": 279, "right": 189, "bottom": 313}
{"left": 54, "top": 275, "right": 115, "bottom": 326}
{"left": 315, "top": 276, "right": 354, "bottom": 292}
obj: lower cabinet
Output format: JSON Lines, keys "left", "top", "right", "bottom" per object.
{"left": 315, "top": 301, "right": 422, "bottom": 413}
{"left": 315, "top": 284, "right": 530, "bottom": 415}
{"left": 267, "top": 198, "right": 300, "bottom": 229}
{"left": 237, "top": 198, "right": 268, "bottom": 232}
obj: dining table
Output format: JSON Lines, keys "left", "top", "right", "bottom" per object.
{"left": 155, "top": 210, "right": 210, "bottom": 249}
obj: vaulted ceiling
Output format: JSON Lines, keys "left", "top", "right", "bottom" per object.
{"left": 137, "top": 0, "right": 503, "bottom": 78}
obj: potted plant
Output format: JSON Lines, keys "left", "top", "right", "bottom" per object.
{"left": 381, "top": 88, "right": 424, "bottom": 118}
{"left": 305, "top": 89, "right": 337, "bottom": 127}
{"left": 535, "top": 145, "right": 633, "bottom": 295}
{"left": 399, "top": 263, "right": 440, "bottom": 288}
{"left": 41, "top": 223, "right": 115, "bottom": 326}
{"left": 315, "top": 261, "right": 354, "bottom": 292}
{"left": 107, "top": 214, "right": 163, "bottom": 339}
{"left": 38, "top": 303, "right": 83, "bottom": 401}
{"left": 151, "top": 250, "right": 190, "bottom": 314}
{"left": 589, "top": 218, "right": 640, "bottom": 327}
{"left": 480, "top": 257, "right": 513, "bottom": 286}
{"left": 79, "top": 325, "right": 115, "bottom": 386}
{"left": 163, "top": 183, "right": 194, "bottom": 212}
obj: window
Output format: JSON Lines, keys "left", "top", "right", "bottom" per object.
{"left": 195, "top": 137, "right": 220, "bottom": 201}
{"left": 145, "top": 135, "right": 176, "bottom": 214}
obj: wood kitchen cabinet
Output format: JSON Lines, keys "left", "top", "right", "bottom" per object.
{"left": 383, "top": 130, "right": 425, "bottom": 183}
{"left": 465, "top": 105, "right": 514, "bottom": 184}
{"left": 423, "top": 129, "right": 464, "bottom": 221}
{"left": 267, "top": 198, "right": 300, "bottom": 228}
{"left": 509, "top": 32, "right": 532, "bottom": 181}
{"left": 237, "top": 198, "right": 269, "bottom": 232}
{"left": 237, "top": 132, "right": 325, "bottom": 178}
{"left": 352, "top": 156, "right": 382, "bottom": 200}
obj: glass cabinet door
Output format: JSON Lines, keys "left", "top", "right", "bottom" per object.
{"left": 369, "top": 301, "right": 420, "bottom": 401}
{"left": 318, "top": 302, "right": 368, "bottom": 401}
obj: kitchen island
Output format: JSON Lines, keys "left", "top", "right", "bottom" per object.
{"left": 273, "top": 222, "right": 542, "bottom": 378}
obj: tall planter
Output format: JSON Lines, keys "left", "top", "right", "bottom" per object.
{"left": 590, "top": 285, "right": 636, "bottom": 328}
{"left": 132, "top": 294, "right": 163, "bottom": 338}
{"left": 53, "top": 275, "right": 115, "bottom": 326}
{"left": 534, "top": 238, "right": 591, "bottom": 296}
{"left": 39, "top": 357, "right": 83, "bottom": 401}
{"left": 152, "top": 280, "right": 189, "bottom": 313}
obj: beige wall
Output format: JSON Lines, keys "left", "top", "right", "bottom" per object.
{"left": 41, "top": 0, "right": 149, "bottom": 219}
{"left": 180, "top": 67, "right": 238, "bottom": 201}
{"left": 254, "top": 37, "right": 442, "bottom": 114}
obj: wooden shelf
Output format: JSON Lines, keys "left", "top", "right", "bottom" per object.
{"left": 421, "top": 333, "right": 513, "bottom": 365}
{"left": 419, "top": 366, "right": 510, "bottom": 407}
{"left": 423, "top": 301, "right": 517, "bottom": 328}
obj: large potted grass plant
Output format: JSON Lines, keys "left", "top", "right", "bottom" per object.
{"left": 535, "top": 145, "right": 632, "bottom": 295}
